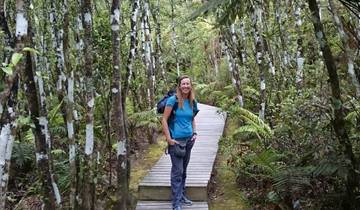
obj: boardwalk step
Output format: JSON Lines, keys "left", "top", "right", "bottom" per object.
{"left": 139, "top": 184, "right": 208, "bottom": 201}
{"left": 136, "top": 201, "right": 208, "bottom": 210}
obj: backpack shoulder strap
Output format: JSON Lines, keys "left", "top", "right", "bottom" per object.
{"left": 173, "top": 96, "right": 178, "bottom": 112}
{"left": 192, "top": 100, "right": 199, "bottom": 118}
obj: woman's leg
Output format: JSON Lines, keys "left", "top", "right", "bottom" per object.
{"left": 169, "top": 145, "right": 184, "bottom": 208}
{"left": 181, "top": 138, "right": 195, "bottom": 198}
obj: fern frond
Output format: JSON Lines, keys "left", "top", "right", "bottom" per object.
{"left": 188, "top": 0, "right": 230, "bottom": 20}
{"left": 243, "top": 86, "right": 259, "bottom": 97}
{"left": 312, "top": 159, "right": 345, "bottom": 177}
{"left": 273, "top": 167, "right": 313, "bottom": 192}
{"left": 233, "top": 125, "right": 259, "bottom": 138}
{"left": 233, "top": 107, "right": 273, "bottom": 140}
{"left": 128, "top": 109, "right": 160, "bottom": 128}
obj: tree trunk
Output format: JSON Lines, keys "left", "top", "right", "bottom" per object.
{"left": 0, "top": 75, "right": 18, "bottom": 210}
{"left": 251, "top": 2, "right": 266, "bottom": 120}
{"left": 81, "top": 0, "right": 95, "bottom": 209}
{"left": 329, "top": 0, "right": 360, "bottom": 97}
{"left": 61, "top": 0, "right": 78, "bottom": 208}
{"left": 110, "top": 0, "right": 129, "bottom": 209}
{"left": 307, "top": 0, "right": 358, "bottom": 208}
{"left": 16, "top": 1, "right": 61, "bottom": 208}
{"left": 141, "top": 0, "right": 155, "bottom": 108}
{"left": 225, "top": 24, "right": 244, "bottom": 107}
{"left": 223, "top": 36, "right": 244, "bottom": 107}
{"left": 294, "top": 2, "right": 305, "bottom": 92}
{"left": 274, "top": 0, "right": 288, "bottom": 86}
{"left": 123, "top": 0, "right": 140, "bottom": 107}
{"left": 0, "top": 0, "right": 14, "bottom": 64}
{"left": 170, "top": 0, "right": 180, "bottom": 76}
{"left": 152, "top": 0, "right": 165, "bottom": 79}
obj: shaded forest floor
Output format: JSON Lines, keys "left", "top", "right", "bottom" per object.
{"left": 130, "top": 133, "right": 249, "bottom": 210}
{"left": 208, "top": 150, "right": 249, "bottom": 210}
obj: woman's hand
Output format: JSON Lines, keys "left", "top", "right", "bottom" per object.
{"left": 167, "top": 139, "right": 178, "bottom": 145}
{"left": 191, "top": 133, "right": 197, "bottom": 141}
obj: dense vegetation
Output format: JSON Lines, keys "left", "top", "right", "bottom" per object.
{"left": 0, "top": 0, "right": 359, "bottom": 209}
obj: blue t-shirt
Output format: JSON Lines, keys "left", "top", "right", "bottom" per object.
{"left": 166, "top": 95, "right": 199, "bottom": 139}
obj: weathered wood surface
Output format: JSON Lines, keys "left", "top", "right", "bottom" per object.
{"left": 137, "top": 103, "right": 226, "bottom": 207}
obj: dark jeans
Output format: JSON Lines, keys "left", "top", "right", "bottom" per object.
{"left": 168, "top": 137, "right": 194, "bottom": 208}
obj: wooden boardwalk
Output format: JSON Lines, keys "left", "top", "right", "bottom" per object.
{"left": 136, "top": 103, "right": 226, "bottom": 210}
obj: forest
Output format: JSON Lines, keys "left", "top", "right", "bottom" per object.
{"left": 0, "top": 0, "right": 359, "bottom": 209}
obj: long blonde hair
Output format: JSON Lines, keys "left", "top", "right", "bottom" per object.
{"left": 176, "top": 75, "right": 195, "bottom": 109}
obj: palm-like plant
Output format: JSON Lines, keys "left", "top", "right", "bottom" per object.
{"left": 232, "top": 107, "right": 273, "bottom": 142}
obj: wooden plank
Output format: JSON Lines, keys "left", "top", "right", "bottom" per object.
{"left": 138, "top": 185, "right": 208, "bottom": 201}
{"left": 136, "top": 201, "right": 208, "bottom": 210}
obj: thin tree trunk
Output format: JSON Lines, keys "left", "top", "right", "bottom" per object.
{"left": 211, "top": 38, "right": 220, "bottom": 78}
{"left": 261, "top": 7, "right": 275, "bottom": 77}
{"left": 307, "top": 0, "right": 358, "bottom": 208}
{"left": 142, "top": 0, "right": 155, "bottom": 108}
{"left": 170, "top": 0, "right": 180, "bottom": 76}
{"left": 0, "top": 0, "right": 14, "bottom": 64}
{"left": 81, "top": 0, "right": 95, "bottom": 209}
{"left": 239, "top": 20, "right": 247, "bottom": 66}
{"left": 251, "top": 2, "right": 266, "bottom": 120}
{"left": 227, "top": 24, "right": 244, "bottom": 107}
{"left": 123, "top": 0, "right": 140, "bottom": 107}
{"left": 0, "top": 75, "right": 18, "bottom": 210}
{"left": 329, "top": 0, "right": 360, "bottom": 97}
{"left": 294, "top": 2, "right": 305, "bottom": 91}
{"left": 16, "top": 0, "right": 61, "bottom": 208}
{"left": 110, "top": 1, "right": 129, "bottom": 209}
{"left": 223, "top": 36, "right": 244, "bottom": 107}
{"left": 61, "top": 0, "right": 78, "bottom": 208}
{"left": 152, "top": 0, "right": 165, "bottom": 79}
{"left": 72, "top": 1, "right": 83, "bottom": 205}
{"left": 0, "top": 0, "right": 15, "bottom": 124}
{"left": 274, "top": 0, "right": 288, "bottom": 86}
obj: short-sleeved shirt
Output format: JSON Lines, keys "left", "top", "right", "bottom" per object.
{"left": 166, "top": 95, "right": 199, "bottom": 139}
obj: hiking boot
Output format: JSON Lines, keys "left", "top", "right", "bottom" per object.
{"left": 181, "top": 195, "right": 193, "bottom": 206}
{"left": 173, "top": 206, "right": 182, "bottom": 210}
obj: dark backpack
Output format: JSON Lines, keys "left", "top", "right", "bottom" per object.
{"left": 157, "top": 89, "right": 177, "bottom": 114}
{"left": 157, "top": 89, "right": 199, "bottom": 118}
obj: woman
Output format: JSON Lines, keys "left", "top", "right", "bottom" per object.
{"left": 162, "top": 75, "right": 199, "bottom": 210}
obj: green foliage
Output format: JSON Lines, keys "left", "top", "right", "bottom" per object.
{"left": 11, "top": 141, "right": 35, "bottom": 171}
{"left": 53, "top": 159, "right": 70, "bottom": 192}
{"left": 1, "top": 53, "right": 22, "bottom": 75}
{"left": 231, "top": 107, "right": 273, "bottom": 141}
{"left": 273, "top": 167, "right": 313, "bottom": 193}
{"left": 345, "top": 98, "right": 360, "bottom": 142}
{"left": 1, "top": 47, "right": 40, "bottom": 75}
{"left": 128, "top": 109, "right": 160, "bottom": 130}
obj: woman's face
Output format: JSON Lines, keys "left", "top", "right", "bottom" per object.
{"left": 179, "top": 78, "right": 191, "bottom": 95}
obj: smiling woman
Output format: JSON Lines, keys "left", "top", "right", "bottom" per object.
{"left": 161, "top": 75, "right": 199, "bottom": 210}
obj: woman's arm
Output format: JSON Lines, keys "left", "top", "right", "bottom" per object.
{"left": 162, "top": 106, "right": 178, "bottom": 145}
{"left": 191, "top": 118, "right": 197, "bottom": 141}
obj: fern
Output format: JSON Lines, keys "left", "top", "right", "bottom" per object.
{"left": 232, "top": 107, "right": 273, "bottom": 141}
{"left": 11, "top": 141, "right": 35, "bottom": 169}
{"left": 244, "top": 149, "right": 284, "bottom": 176}
{"left": 312, "top": 161, "right": 338, "bottom": 177}
{"left": 128, "top": 109, "right": 160, "bottom": 129}
{"left": 273, "top": 167, "right": 313, "bottom": 192}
